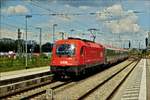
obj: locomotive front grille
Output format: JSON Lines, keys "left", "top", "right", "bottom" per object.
{"left": 50, "top": 66, "right": 82, "bottom": 76}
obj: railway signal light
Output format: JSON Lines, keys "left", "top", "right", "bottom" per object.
{"left": 129, "top": 40, "right": 131, "bottom": 48}
{"left": 18, "top": 28, "right": 22, "bottom": 39}
{"left": 145, "top": 37, "right": 148, "bottom": 48}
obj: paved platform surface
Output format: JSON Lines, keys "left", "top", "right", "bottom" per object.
{"left": 112, "top": 59, "right": 148, "bottom": 100}
{"left": 0, "top": 66, "right": 50, "bottom": 81}
{"left": 146, "top": 59, "right": 150, "bottom": 100}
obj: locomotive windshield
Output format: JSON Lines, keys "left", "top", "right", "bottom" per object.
{"left": 56, "top": 44, "right": 75, "bottom": 56}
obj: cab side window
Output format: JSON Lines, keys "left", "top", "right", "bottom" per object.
{"left": 80, "top": 47, "right": 84, "bottom": 55}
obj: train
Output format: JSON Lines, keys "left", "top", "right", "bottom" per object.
{"left": 50, "top": 37, "right": 128, "bottom": 78}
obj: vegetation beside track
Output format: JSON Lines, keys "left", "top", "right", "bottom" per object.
{"left": 129, "top": 48, "right": 150, "bottom": 59}
{"left": 0, "top": 54, "right": 51, "bottom": 72}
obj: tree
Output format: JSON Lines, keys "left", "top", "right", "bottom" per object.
{"left": 0, "top": 38, "right": 17, "bottom": 52}
{"left": 42, "top": 42, "right": 53, "bottom": 52}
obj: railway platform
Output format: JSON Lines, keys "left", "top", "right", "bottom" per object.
{"left": 0, "top": 66, "right": 50, "bottom": 81}
{"left": 146, "top": 59, "right": 150, "bottom": 100}
{"left": 112, "top": 59, "right": 149, "bottom": 100}
{"left": 0, "top": 66, "right": 53, "bottom": 98}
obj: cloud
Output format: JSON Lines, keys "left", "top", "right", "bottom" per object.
{"left": 96, "top": 4, "right": 124, "bottom": 20}
{"left": 1, "top": 29, "right": 17, "bottom": 39}
{"left": 105, "top": 4, "right": 124, "bottom": 16}
{"left": 97, "top": 4, "right": 140, "bottom": 33}
{"left": 144, "top": 1, "right": 150, "bottom": 7}
{"left": 106, "top": 21, "right": 139, "bottom": 34}
{"left": 58, "top": 14, "right": 72, "bottom": 21}
{"left": 105, "top": 15, "right": 140, "bottom": 33}
{"left": 2, "top": 5, "right": 29, "bottom": 15}
{"left": 64, "top": 4, "right": 71, "bottom": 8}
{"left": 79, "top": 6, "right": 90, "bottom": 10}
{"left": 52, "top": 0, "right": 119, "bottom": 7}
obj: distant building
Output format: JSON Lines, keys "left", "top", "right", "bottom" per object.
{"left": 0, "top": 38, "right": 15, "bottom": 43}
{"left": 27, "top": 40, "right": 37, "bottom": 45}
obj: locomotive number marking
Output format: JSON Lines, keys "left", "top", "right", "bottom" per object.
{"left": 60, "top": 61, "right": 68, "bottom": 64}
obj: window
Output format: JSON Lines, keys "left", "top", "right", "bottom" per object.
{"left": 56, "top": 44, "right": 75, "bottom": 56}
{"left": 80, "top": 47, "right": 84, "bottom": 55}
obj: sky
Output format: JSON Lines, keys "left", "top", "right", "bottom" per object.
{"left": 0, "top": 0, "right": 150, "bottom": 48}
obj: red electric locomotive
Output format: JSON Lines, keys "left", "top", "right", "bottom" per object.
{"left": 50, "top": 37, "right": 128, "bottom": 78}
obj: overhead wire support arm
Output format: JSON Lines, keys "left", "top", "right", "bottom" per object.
{"left": 88, "top": 28, "right": 99, "bottom": 42}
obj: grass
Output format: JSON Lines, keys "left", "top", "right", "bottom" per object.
{"left": 0, "top": 54, "right": 51, "bottom": 72}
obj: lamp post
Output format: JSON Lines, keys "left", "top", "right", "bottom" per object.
{"left": 52, "top": 24, "right": 57, "bottom": 43}
{"left": 36, "top": 27, "right": 42, "bottom": 54}
{"left": 25, "top": 15, "right": 32, "bottom": 68}
{"left": 138, "top": 40, "right": 142, "bottom": 50}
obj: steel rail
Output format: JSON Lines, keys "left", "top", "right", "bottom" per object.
{"left": 78, "top": 60, "right": 139, "bottom": 100}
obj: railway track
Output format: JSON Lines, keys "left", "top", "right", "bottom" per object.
{"left": 48, "top": 60, "right": 138, "bottom": 100}
{"left": 1, "top": 59, "right": 138, "bottom": 100}
{"left": 0, "top": 74, "right": 54, "bottom": 99}
{"left": 3, "top": 80, "right": 73, "bottom": 100}
{"left": 24, "top": 60, "right": 136, "bottom": 100}
{"left": 79, "top": 61, "right": 139, "bottom": 100}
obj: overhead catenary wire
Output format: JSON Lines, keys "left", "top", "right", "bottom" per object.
{"left": 29, "top": 0, "right": 102, "bottom": 29}
{"left": 2, "top": 1, "right": 110, "bottom": 42}
{"left": 2, "top": 0, "right": 106, "bottom": 32}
